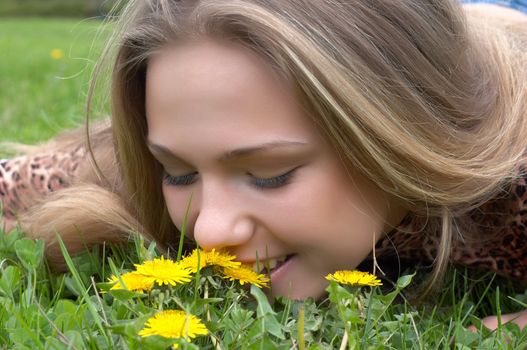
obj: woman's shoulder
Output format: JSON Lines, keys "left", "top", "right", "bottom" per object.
{"left": 440, "top": 159, "right": 527, "bottom": 281}
{"left": 370, "top": 156, "right": 527, "bottom": 282}
{"left": 0, "top": 147, "right": 87, "bottom": 232}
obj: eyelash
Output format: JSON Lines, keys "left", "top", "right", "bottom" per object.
{"left": 162, "top": 168, "right": 298, "bottom": 189}
{"left": 250, "top": 168, "right": 297, "bottom": 189}
{"left": 163, "top": 171, "right": 198, "bottom": 186}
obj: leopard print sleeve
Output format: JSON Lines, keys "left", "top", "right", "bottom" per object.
{"left": 449, "top": 165, "right": 527, "bottom": 283}
{"left": 0, "top": 146, "right": 87, "bottom": 231}
{"left": 371, "top": 162, "right": 527, "bottom": 284}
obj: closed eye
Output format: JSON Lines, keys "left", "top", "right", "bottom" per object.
{"left": 162, "top": 166, "right": 300, "bottom": 189}
{"left": 249, "top": 166, "right": 300, "bottom": 190}
{"left": 163, "top": 171, "right": 198, "bottom": 186}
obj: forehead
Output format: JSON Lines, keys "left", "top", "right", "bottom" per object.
{"left": 145, "top": 40, "right": 321, "bottom": 156}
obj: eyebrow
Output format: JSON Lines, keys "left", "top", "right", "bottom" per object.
{"left": 146, "top": 140, "right": 309, "bottom": 163}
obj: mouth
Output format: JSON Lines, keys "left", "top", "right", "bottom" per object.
{"left": 251, "top": 254, "right": 296, "bottom": 275}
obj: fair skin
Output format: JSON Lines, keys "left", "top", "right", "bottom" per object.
{"left": 144, "top": 18, "right": 527, "bottom": 328}
{"left": 145, "top": 39, "right": 408, "bottom": 300}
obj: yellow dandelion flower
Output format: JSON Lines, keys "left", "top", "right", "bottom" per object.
{"left": 108, "top": 272, "right": 154, "bottom": 293}
{"left": 138, "top": 310, "right": 208, "bottom": 342}
{"left": 203, "top": 248, "right": 241, "bottom": 269}
{"left": 325, "top": 270, "right": 382, "bottom": 287}
{"left": 179, "top": 249, "right": 207, "bottom": 273}
{"left": 180, "top": 248, "right": 241, "bottom": 272}
{"left": 50, "top": 48, "right": 64, "bottom": 60}
{"left": 222, "top": 265, "right": 269, "bottom": 288}
{"left": 135, "top": 256, "right": 192, "bottom": 286}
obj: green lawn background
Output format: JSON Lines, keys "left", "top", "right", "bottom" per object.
{"left": 0, "top": 18, "right": 107, "bottom": 146}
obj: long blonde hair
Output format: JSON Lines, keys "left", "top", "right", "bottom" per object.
{"left": 23, "top": 0, "right": 527, "bottom": 289}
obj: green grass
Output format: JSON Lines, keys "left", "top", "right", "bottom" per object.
{"left": 1, "top": 226, "right": 527, "bottom": 349}
{"left": 0, "top": 0, "right": 118, "bottom": 17}
{"left": 1, "top": 18, "right": 527, "bottom": 349}
{"left": 0, "top": 18, "right": 108, "bottom": 146}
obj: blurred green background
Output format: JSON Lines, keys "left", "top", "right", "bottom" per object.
{"left": 0, "top": 0, "right": 118, "bottom": 17}
{"left": 0, "top": 1, "right": 115, "bottom": 149}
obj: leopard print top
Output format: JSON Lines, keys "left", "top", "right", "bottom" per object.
{"left": 0, "top": 146, "right": 87, "bottom": 230}
{"left": 1, "top": 148, "right": 526, "bottom": 283}
{"left": 372, "top": 161, "right": 527, "bottom": 283}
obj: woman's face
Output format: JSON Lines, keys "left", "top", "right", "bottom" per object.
{"left": 145, "top": 40, "right": 408, "bottom": 299}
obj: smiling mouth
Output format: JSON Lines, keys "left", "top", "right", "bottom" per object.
{"left": 251, "top": 254, "right": 295, "bottom": 275}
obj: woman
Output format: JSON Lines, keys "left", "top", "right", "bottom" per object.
{"left": 1, "top": 0, "right": 526, "bottom": 328}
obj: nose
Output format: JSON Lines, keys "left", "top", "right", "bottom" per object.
{"left": 192, "top": 181, "right": 256, "bottom": 251}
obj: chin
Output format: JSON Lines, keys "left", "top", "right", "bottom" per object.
{"left": 269, "top": 279, "right": 328, "bottom": 301}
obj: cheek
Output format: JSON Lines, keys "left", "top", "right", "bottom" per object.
{"left": 275, "top": 165, "right": 387, "bottom": 247}
{"left": 162, "top": 186, "right": 195, "bottom": 230}
{"left": 248, "top": 174, "right": 349, "bottom": 243}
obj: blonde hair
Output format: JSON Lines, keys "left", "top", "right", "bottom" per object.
{"left": 22, "top": 0, "right": 527, "bottom": 290}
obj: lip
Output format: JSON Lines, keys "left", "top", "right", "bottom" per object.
{"left": 269, "top": 254, "right": 296, "bottom": 284}
{"left": 235, "top": 254, "right": 291, "bottom": 263}
{"left": 236, "top": 254, "right": 293, "bottom": 272}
